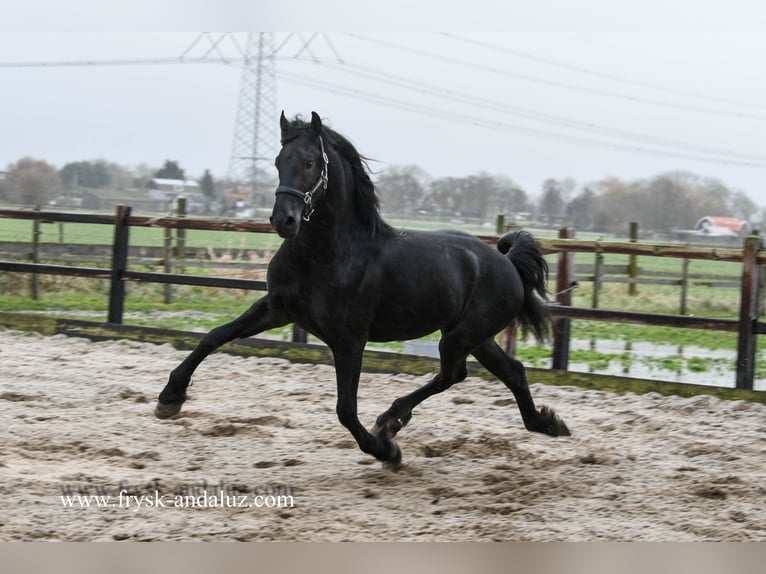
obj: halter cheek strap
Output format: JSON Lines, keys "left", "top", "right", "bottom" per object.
{"left": 275, "top": 136, "right": 329, "bottom": 222}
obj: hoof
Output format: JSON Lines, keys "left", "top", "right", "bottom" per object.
{"left": 370, "top": 430, "right": 402, "bottom": 467}
{"left": 554, "top": 419, "right": 571, "bottom": 437}
{"left": 371, "top": 411, "right": 412, "bottom": 439}
{"left": 154, "top": 400, "right": 184, "bottom": 419}
{"left": 382, "top": 441, "right": 402, "bottom": 469}
{"left": 539, "top": 405, "right": 571, "bottom": 437}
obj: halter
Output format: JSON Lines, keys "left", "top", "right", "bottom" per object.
{"left": 275, "top": 135, "right": 329, "bottom": 222}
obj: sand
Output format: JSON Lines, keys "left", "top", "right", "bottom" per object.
{"left": 1, "top": 329, "right": 765, "bottom": 541}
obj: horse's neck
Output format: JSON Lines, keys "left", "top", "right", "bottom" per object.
{"left": 287, "top": 158, "right": 384, "bottom": 261}
{"left": 284, "top": 191, "right": 349, "bottom": 258}
{"left": 288, "top": 204, "right": 379, "bottom": 267}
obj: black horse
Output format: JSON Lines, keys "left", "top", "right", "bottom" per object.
{"left": 155, "top": 111, "right": 569, "bottom": 464}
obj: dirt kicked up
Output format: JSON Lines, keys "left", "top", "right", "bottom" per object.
{"left": 1, "top": 329, "right": 765, "bottom": 541}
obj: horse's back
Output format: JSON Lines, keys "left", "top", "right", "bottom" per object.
{"left": 391, "top": 229, "right": 520, "bottom": 285}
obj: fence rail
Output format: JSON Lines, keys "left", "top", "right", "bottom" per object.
{"left": 0, "top": 206, "right": 763, "bottom": 391}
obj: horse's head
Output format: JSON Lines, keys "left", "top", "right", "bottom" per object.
{"left": 270, "top": 111, "right": 329, "bottom": 239}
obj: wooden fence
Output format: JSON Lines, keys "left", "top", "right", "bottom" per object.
{"left": 0, "top": 206, "right": 764, "bottom": 390}
{"left": 1, "top": 225, "right": 749, "bottom": 314}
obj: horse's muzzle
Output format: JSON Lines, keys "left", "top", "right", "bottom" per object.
{"left": 269, "top": 209, "right": 300, "bottom": 238}
{"left": 270, "top": 190, "right": 309, "bottom": 238}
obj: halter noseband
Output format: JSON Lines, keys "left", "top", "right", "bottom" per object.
{"left": 275, "top": 135, "right": 329, "bottom": 222}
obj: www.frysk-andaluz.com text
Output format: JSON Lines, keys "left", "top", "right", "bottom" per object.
{"left": 59, "top": 479, "right": 295, "bottom": 511}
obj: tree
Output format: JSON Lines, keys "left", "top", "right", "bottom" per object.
{"left": 730, "top": 190, "right": 757, "bottom": 222}
{"left": 492, "top": 176, "right": 530, "bottom": 215}
{"left": 539, "top": 179, "right": 565, "bottom": 217}
{"left": 420, "top": 172, "right": 529, "bottom": 220}
{"left": 640, "top": 172, "right": 698, "bottom": 232}
{"left": 3, "top": 157, "right": 61, "bottom": 206}
{"left": 376, "top": 165, "right": 429, "bottom": 217}
{"left": 424, "top": 176, "right": 458, "bottom": 216}
{"left": 154, "top": 160, "right": 185, "bottom": 180}
{"left": 130, "top": 163, "right": 158, "bottom": 188}
{"left": 103, "top": 162, "right": 133, "bottom": 190}
{"left": 461, "top": 173, "right": 494, "bottom": 218}
{"left": 199, "top": 169, "right": 216, "bottom": 199}
{"left": 590, "top": 176, "right": 637, "bottom": 233}
{"left": 60, "top": 160, "right": 111, "bottom": 189}
{"left": 566, "top": 187, "right": 597, "bottom": 230}
{"left": 474, "top": 174, "right": 529, "bottom": 218}
{"left": 584, "top": 171, "right": 754, "bottom": 235}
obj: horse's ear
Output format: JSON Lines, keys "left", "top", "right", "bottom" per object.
{"left": 280, "top": 110, "right": 290, "bottom": 136}
{"left": 309, "top": 111, "right": 322, "bottom": 138}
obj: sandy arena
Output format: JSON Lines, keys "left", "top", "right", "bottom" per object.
{"left": 1, "top": 329, "right": 765, "bottom": 541}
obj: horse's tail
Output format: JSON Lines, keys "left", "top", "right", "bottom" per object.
{"left": 497, "top": 230, "right": 551, "bottom": 343}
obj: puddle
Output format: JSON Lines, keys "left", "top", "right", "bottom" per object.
{"left": 404, "top": 338, "right": 765, "bottom": 391}
{"left": 567, "top": 339, "right": 766, "bottom": 390}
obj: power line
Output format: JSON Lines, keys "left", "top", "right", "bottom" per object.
{"left": 278, "top": 70, "right": 766, "bottom": 168}
{"left": 441, "top": 32, "right": 766, "bottom": 113}
{"left": 0, "top": 33, "right": 245, "bottom": 68}
{"left": 283, "top": 56, "right": 766, "bottom": 164}
{"left": 343, "top": 33, "right": 766, "bottom": 122}
{"left": 0, "top": 57, "right": 231, "bottom": 68}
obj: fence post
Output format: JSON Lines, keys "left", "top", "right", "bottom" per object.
{"left": 552, "top": 227, "right": 574, "bottom": 371}
{"left": 679, "top": 258, "right": 690, "bottom": 315}
{"left": 628, "top": 221, "right": 638, "bottom": 296}
{"left": 175, "top": 197, "right": 187, "bottom": 265}
{"left": 761, "top": 265, "right": 766, "bottom": 318}
{"left": 163, "top": 225, "right": 173, "bottom": 304}
{"left": 292, "top": 324, "right": 308, "bottom": 343}
{"left": 735, "top": 234, "right": 760, "bottom": 389}
{"left": 107, "top": 205, "right": 131, "bottom": 324}
{"left": 30, "top": 205, "right": 41, "bottom": 300}
{"left": 591, "top": 249, "right": 603, "bottom": 309}
{"left": 500, "top": 323, "right": 517, "bottom": 357}
{"left": 496, "top": 214, "right": 505, "bottom": 235}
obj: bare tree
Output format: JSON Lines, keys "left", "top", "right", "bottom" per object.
{"left": 3, "top": 157, "right": 61, "bottom": 206}
{"left": 539, "top": 178, "right": 565, "bottom": 217}
{"left": 376, "top": 165, "right": 430, "bottom": 217}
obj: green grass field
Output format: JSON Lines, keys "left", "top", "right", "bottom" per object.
{"left": 0, "top": 218, "right": 285, "bottom": 251}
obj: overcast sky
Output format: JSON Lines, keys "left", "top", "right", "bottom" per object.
{"left": 2, "top": 1, "right": 765, "bottom": 205}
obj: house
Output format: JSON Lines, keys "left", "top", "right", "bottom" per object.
{"left": 674, "top": 216, "right": 751, "bottom": 244}
{"left": 146, "top": 178, "right": 201, "bottom": 195}
{"left": 694, "top": 216, "right": 750, "bottom": 237}
{"left": 145, "top": 178, "right": 207, "bottom": 213}
{"left": 81, "top": 188, "right": 167, "bottom": 212}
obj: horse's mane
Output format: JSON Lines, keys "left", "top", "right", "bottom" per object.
{"left": 282, "top": 116, "right": 397, "bottom": 238}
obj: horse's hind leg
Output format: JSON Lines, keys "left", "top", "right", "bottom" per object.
{"left": 471, "top": 339, "right": 570, "bottom": 437}
{"left": 155, "top": 296, "right": 289, "bottom": 419}
{"left": 373, "top": 335, "right": 469, "bottom": 439}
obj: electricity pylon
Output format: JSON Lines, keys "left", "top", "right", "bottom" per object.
{"left": 227, "top": 33, "right": 279, "bottom": 194}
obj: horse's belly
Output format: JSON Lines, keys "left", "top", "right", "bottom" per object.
{"left": 367, "top": 320, "right": 440, "bottom": 343}
{"left": 366, "top": 291, "right": 457, "bottom": 342}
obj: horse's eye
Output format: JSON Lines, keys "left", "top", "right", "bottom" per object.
{"left": 305, "top": 160, "right": 314, "bottom": 170}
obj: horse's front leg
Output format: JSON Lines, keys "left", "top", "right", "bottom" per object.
{"left": 332, "top": 345, "right": 402, "bottom": 465}
{"left": 155, "top": 295, "right": 289, "bottom": 418}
